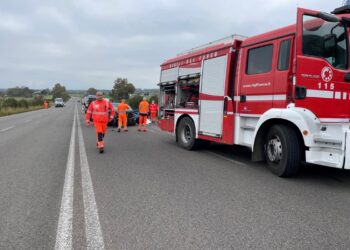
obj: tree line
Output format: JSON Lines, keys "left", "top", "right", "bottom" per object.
{"left": 0, "top": 83, "right": 70, "bottom": 110}
{"left": 86, "top": 78, "right": 158, "bottom": 109}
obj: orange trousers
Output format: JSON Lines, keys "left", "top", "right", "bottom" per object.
{"left": 139, "top": 114, "right": 148, "bottom": 126}
{"left": 150, "top": 112, "right": 157, "bottom": 122}
{"left": 118, "top": 114, "right": 127, "bottom": 128}
{"left": 94, "top": 122, "right": 107, "bottom": 134}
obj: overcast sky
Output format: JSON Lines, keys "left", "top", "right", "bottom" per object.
{"left": 0, "top": 0, "right": 343, "bottom": 90}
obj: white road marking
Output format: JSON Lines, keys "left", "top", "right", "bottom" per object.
{"left": 55, "top": 107, "right": 77, "bottom": 250}
{"left": 204, "top": 151, "right": 248, "bottom": 167}
{"left": 76, "top": 109, "right": 105, "bottom": 250}
{"left": 0, "top": 126, "right": 15, "bottom": 132}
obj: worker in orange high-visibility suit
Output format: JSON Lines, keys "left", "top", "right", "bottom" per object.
{"left": 149, "top": 100, "right": 158, "bottom": 124}
{"left": 43, "top": 100, "right": 49, "bottom": 109}
{"left": 138, "top": 97, "right": 149, "bottom": 132}
{"left": 85, "top": 91, "right": 114, "bottom": 153}
{"left": 117, "top": 99, "right": 131, "bottom": 132}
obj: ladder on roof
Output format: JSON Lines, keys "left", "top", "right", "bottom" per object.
{"left": 177, "top": 34, "right": 246, "bottom": 56}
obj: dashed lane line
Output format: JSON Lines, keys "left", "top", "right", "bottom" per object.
{"left": 76, "top": 109, "right": 105, "bottom": 250}
{"left": 55, "top": 106, "right": 77, "bottom": 250}
{"left": 0, "top": 126, "right": 15, "bottom": 132}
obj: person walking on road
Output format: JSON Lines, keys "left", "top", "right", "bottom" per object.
{"left": 138, "top": 97, "right": 149, "bottom": 132}
{"left": 150, "top": 100, "right": 158, "bottom": 125}
{"left": 43, "top": 100, "right": 49, "bottom": 109}
{"left": 117, "top": 99, "right": 131, "bottom": 132}
{"left": 85, "top": 91, "right": 115, "bottom": 153}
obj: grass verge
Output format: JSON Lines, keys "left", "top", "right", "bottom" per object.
{"left": 0, "top": 106, "right": 44, "bottom": 117}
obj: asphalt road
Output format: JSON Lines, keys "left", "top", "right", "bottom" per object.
{"left": 1, "top": 99, "right": 350, "bottom": 250}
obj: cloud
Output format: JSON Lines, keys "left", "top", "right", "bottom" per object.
{"left": 0, "top": 11, "right": 29, "bottom": 33}
{"left": 35, "top": 6, "right": 73, "bottom": 29}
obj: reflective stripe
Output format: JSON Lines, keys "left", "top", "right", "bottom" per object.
{"left": 233, "top": 95, "right": 286, "bottom": 101}
{"left": 86, "top": 110, "right": 92, "bottom": 114}
{"left": 335, "top": 92, "right": 341, "bottom": 100}
{"left": 306, "top": 90, "right": 333, "bottom": 99}
{"left": 319, "top": 118, "right": 350, "bottom": 123}
{"left": 92, "top": 111, "right": 108, "bottom": 116}
{"left": 118, "top": 111, "right": 126, "bottom": 115}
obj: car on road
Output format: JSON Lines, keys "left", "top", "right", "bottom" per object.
{"left": 83, "top": 95, "right": 96, "bottom": 113}
{"left": 54, "top": 98, "right": 64, "bottom": 107}
{"left": 108, "top": 102, "right": 136, "bottom": 127}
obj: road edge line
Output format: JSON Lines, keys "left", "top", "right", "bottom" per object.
{"left": 55, "top": 105, "right": 77, "bottom": 250}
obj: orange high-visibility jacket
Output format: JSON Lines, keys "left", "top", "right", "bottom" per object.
{"left": 117, "top": 103, "right": 130, "bottom": 115}
{"left": 86, "top": 99, "right": 115, "bottom": 123}
{"left": 150, "top": 103, "right": 158, "bottom": 113}
{"left": 139, "top": 100, "right": 149, "bottom": 115}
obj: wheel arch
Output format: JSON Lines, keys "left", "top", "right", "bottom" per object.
{"left": 251, "top": 107, "right": 318, "bottom": 162}
{"left": 175, "top": 114, "right": 195, "bottom": 142}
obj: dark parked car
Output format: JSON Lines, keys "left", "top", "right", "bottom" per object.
{"left": 132, "top": 110, "right": 140, "bottom": 124}
{"left": 108, "top": 103, "right": 136, "bottom": 127}
{"left": 84, "top": 95, "right": 96, "bottom": 113}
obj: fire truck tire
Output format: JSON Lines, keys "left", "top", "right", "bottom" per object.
{"left": 265, "top": 125, "right": 301, "bottom": 177}
{"left": 177, "top": 117, "right": 201, "bottom": 150}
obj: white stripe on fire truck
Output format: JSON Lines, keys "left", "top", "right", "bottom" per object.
{"left": 233, "top": 95, "right": 286, "bottom": 102}
{"left": 335, "top": 92, "right": 341, "bottom": 100}
{"left": 175, "top": 108, "right": 199, "bottom": 112}
{"left": 306, "top": 90, "right": 333, "bottom": 99}
{"left": 319, "top": 118, "right": 350, "bottom": 123}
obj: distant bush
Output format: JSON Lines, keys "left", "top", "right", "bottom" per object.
{"left": 30, "top": 96, "right": 44, "bottom": 106}
{"left": 128, "top": 94, "right": 143, "bottom": 109}
{"left": 17, "top": 99, "right": 29, "bottom": 109}
{"left": 2, "top": 98, "right": 18, "bottom": 108}
{"left": 6, "top": 86, "right": 33, "bottom": 98}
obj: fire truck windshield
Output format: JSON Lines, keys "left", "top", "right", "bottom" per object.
{"left": 302, "top": 15, "right": 348, "bottom": 70}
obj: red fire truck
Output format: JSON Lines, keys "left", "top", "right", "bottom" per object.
{"left": 158, "top": 6, "right": 350, "bottom": 177}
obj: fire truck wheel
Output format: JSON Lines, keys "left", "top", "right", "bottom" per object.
{"left": 265, "top": 125, "right": 301, "bottom": 177}
{"left": 177, "top": 117, "right": 200, "bottom": 150}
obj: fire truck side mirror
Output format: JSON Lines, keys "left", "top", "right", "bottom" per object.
{"left": 316, "top": 12, "right": 339, "bottom": 23}
{"left": 344, "top": 73, "right": 350, "bottom": 82}
{"left": 295, "top": 86, "right": 307, "bottom": 100}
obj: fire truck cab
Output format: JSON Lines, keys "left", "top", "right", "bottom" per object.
{"left": 158, "top": 6, "right": 350, "bottom": 177}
